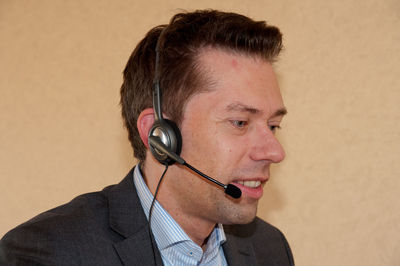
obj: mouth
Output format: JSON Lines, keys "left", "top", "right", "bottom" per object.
{"left": 232, "top": 179, "right": 267, "bottom": 199}
{"left": 234, "top": 180, "right": 261, "bottom": 188}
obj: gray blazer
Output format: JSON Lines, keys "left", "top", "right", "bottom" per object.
{"left": 0, "top": 168, "right": 294, "bottom": 265}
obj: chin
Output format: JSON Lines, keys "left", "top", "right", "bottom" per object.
{"left": 237, "top": 212, "right": 257, "bottom": 224}
{"left": 219, "top": 206, "right": 258, "bottom": 225}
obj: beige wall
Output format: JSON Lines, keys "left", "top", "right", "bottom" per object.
{"left": 1, "top": 0, "right": 399, "bottom": 265}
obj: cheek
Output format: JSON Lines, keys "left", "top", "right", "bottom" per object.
{"left": 209, "top": 132, "right": 249, "bottom": 172}
{"left": 180, "top": 117, "right": 248, "bottom": 175}
{"left": 180, "top": 121, "right": 213, "bottom": 162}
{"left": 181, "top": 124, "right": 221, "bottom": 172}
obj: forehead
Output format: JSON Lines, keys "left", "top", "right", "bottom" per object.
{"left": 192, "top": 48, "right": 284, "bottom": 116}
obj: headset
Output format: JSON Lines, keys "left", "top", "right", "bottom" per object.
{"left": 148, "top": 27, "right": 182, "bottom": 165}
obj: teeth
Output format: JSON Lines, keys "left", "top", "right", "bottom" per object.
{"left": 236, "top": 180, "right": 261, "bottom": 188}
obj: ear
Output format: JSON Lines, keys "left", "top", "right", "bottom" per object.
{"left": 137, "top": 108, "right": 155, "bottom": 148}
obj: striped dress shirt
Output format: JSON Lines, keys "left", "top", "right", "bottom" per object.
{"left": 133, "top": 165, "right": 228, "bottom": 266}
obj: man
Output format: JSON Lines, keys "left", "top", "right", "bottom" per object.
{"left": 1, "top": 10, "right": 294, "bottom": 265}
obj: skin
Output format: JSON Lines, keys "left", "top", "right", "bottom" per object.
{"left": 138, "top": 47, "right": 286, "bottom": 247}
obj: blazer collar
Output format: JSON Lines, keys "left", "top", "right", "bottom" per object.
{"left": 104, "top": 167, "right": 163, "bottom": 265}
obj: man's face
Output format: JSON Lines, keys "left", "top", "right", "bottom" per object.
{"left": 165, "top": 48, "right": 286, "bottom": 225}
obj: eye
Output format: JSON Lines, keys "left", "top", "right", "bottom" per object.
{"left": 269, "top": 125, "right": 281, "bottom": 133}
{"left": 230, "top": 120, "right": 248, "bottom": 128}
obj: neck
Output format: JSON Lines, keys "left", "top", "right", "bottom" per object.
{"left": 142, "top": 157, "right": 216, "bottom": 247}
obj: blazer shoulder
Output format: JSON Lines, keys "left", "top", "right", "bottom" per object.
{"left": 0, "top": 188, "right": 120, "bottom": 265}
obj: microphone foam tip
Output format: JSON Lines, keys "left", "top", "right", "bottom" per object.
{"left": 225, "top": 184, "right": 242, "bottom": 199}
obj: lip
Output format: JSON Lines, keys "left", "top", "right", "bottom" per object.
{"left": 232, "top": 178, "right": 268, "bottom": 199}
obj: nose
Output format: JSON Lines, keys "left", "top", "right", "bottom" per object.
{"left": 249, "top": 125, "right": 285, "bottom": 163}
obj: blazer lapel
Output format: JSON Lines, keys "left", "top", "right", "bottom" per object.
{"left": 113, "top": 228, "right": 163, "bottom": 265}
{"left": 104, "top": 167, "right": 163, "bottom": 265}
{"left": 223, "top": 228, "right": 258, "bottom": 266}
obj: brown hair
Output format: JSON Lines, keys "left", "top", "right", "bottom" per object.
{"left": 120, "top": 10, "right": 283, "bottom": 161}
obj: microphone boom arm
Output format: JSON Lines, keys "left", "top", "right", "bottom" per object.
{"left": 148, "top": 136, "right": 241, "bottom": 199}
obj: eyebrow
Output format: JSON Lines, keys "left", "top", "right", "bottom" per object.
{"left": 226, "top": 102, "right": 287, "bottom": 117}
